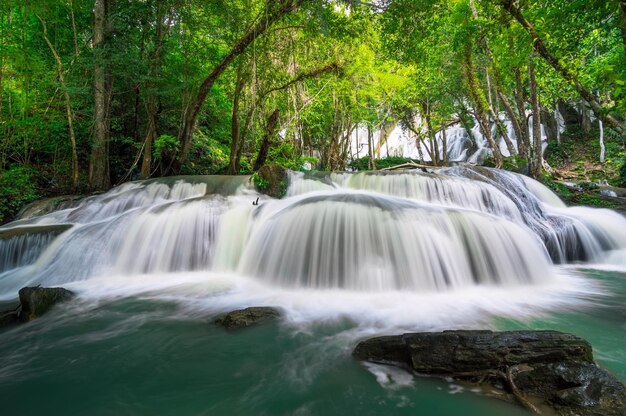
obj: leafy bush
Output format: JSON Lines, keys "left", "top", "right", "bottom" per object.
{"left": 153, "top": 134, "right": 180, "bottom": 162}
{"left": 619, "top": 156, "right": 626, "bottom": 188}
{"left": 0, "top": 166, "right": 40, "bottom": 223}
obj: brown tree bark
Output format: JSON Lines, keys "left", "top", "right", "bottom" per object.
{"left": 513, "top": 68, "right": 530, "bottom": 158}
{"left": 529, "top": 58, "right": 543, "bottom": 178}
{"left": 253, "top": 109, "right": 280, "bottom": 171}
{"left": 90, "top": 0, "right": 111, "bottom": 190}
{"left": 174, "top": 0, "right": 310, "bottom": 174}
{"left": 228, "top": 58, "right": 247, "bottom": 175}
{"left": 38, "top": 16, "right": 79, "bottom": 190}
{"left": 500, "top": 0, "right": 626, "bottom": 134}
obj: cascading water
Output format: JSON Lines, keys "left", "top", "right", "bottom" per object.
{"left": 1, "top": 167, "right": 624, "bottom": 302}
{"left": 2, "top": 167, "right": 626, "bottom": 416}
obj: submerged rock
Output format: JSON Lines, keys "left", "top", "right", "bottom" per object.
{"left": 353, "top": 330, "right": 625, "bottom": 416}
{"left": 215, "top": 307, "right": 280, "bottom": 329}
{"left": 18, "top": 286, "right": 75, "bottom": 322}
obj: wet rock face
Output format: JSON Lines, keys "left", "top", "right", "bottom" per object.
{"left": 18, "top": 286, "right": 75, "bottom": 322}
{"left": 215, "top": 307, "right": 280, "bottom": 329}
{"left": 353, "top": 330, "right": 625, "bottom": 416}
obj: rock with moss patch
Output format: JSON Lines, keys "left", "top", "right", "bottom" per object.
{"left": 254, "top": 164, "right": 288, "bottom": 198}
{"left": 18, "top": 286, "right": 75, "bottom": 322}
{"left": 215, "top": 307, "right": 280, "bottom": 329}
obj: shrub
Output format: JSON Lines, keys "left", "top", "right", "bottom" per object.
{"left": 0, "top": 166, "right": 40, "bottom": 223}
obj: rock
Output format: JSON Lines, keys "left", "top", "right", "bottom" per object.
{"left": 0, "top": 309, "right": 19, "bottom": 328}
{"left": 215, "top": 306, "right": 280, "bottom": 329}
{"left": 353, "top": 330, "right": 625, "bottom": 416}
{"left": 515, "top": 361, "right": 626, "bottom": 416}
{"left": 18, "top": 286, "right": 75, "bottom": 322}
{"left": 17, "top": 195, "right": 84, "bottom": 220}
{"left": 254, "top": 164, "right": 288, "bottom": 198}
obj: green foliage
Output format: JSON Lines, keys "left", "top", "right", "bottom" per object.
{"left": 0, "top": 0, "right": 624, "bottom": 202}
{"left": 252, "top": 173, "right": 269, "bottom": 190}
{"left": 153, "top": 135, "right": 180, "bottom": 162}
{"left": 0, "top": 166, "right": 40, "bottom": 223}
{"left": 183, "top": 130, "right": 230, "bottom": 175}
{"left": 619, "top": 156, "right": 626, "bottom": 188}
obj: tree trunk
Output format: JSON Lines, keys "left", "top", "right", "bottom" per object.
{"left": 174, "top": 0, "right": 310, "bottom": 174}
{"left": 513, "top": 68, "right": 530, "bottom": 158}
{"left": 422, "top": 106, "right": 438, "bottom": 166}
{"left": 621, "top": 1, "right": 626, "bottom": 56}
{"left": 253, "top": 109, "right": 280, "bottom": 171}
{"left": 529, "top": 58, "right": 543, "bottom": 178}
{"left": 375, "top": 119, "right": 398, "bottom": 157}
{"left": 38, "top": 16, "right": 79, "bottom": 190}
{"left": 442, "top": 125, "right": 448, "bottom": 165}
{"left": 228, "top": 57, "right": 247, "bottom": 175}
{"left": 498, "top": 90, "right": 524, "bottom": 155}
{"left": 500, "top": 0, "right": 626, "bottom": 134}
{"left": 463, "top": 49, "right": 503, "bottom": 167}
{"left": 90, "top": 0, "right": 111, "bottom": 190}
{"left": 367, "top": 125, "right": 376, "bottom": 170}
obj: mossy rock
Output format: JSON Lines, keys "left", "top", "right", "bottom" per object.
{"left": 215, "top": 306, "right": 280, "bottom": 329}
{"left": 253, "top": 164, "right": 288, "bottom": 198}
{"left": 18, "top": 286, "right": 75, "bottom": 322}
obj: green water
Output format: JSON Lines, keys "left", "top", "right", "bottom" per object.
{"left": 0, "top": 269, "right": 624, "bottom": 416}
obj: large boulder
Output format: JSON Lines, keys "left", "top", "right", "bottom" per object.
{"left": 18, "top": 286, "right": 75, "bottom": 322}
{"left": 353, "top": 330, "right": 625, "bottom": 416}
{"left": 215, "top": 306, "right": 280, "bottom": 329}
{"left": 253, "top": 164, "right": 288, "bottom": 198}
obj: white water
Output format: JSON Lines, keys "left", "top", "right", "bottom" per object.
{"left": 1, "top": 168, "right": 624, "bottom": 329}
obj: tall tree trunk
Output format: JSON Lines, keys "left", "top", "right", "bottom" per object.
{"left": 38, "top": 16, "right": 79, "bottom": 190}
{"left": 375, "top": 119, "right": 397, "bottom": 157}
{"left": 500, "top": 0, "right": 626, "bottom": 134}
{"left": 621, "top": 0, "right": 626, "bottom": 55}
{"left": 421, "top": 104, "right": 439, "bottom": 166}
{"left": 140, "top": 4, "right": 167, "bottom": 179}
{"left": 228, "top": 57, "right": 247, "bottom": 175}
{"left": 442, "top": 125, "right": 448, "bottom": 165}
{"left": 174, "top": 0, "right": 310, "bottom": 174}
{"left": 498, "top": 90, "right": 524, "bottom": 157}
{"left": 513, "top": 68, "right": 530, "bottom": 158}
{"left": 463, "top": 49, "right": 503, "bottom": 167}
{"left": 367, "top": 125, "right": 376, "bottom": 170}
{"left": 253, "top": 109, "right": 280, "bottom": 171}
{"left": 90, "top": 0, "right": 111, "bottom": 190}
{"left": 529, "top": 58, "right": 543, "bottom": 178}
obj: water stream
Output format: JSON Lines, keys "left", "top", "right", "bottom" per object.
{"left": 0, "top": 167, "right": 624, "bottom": 415}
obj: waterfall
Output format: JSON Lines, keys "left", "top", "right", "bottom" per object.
{"left": 1, "top": 168, "right": 625, "bottom": 300}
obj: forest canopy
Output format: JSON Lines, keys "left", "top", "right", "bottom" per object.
{"left": 1, "top": 0, "right": 625, "bottom": 221}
